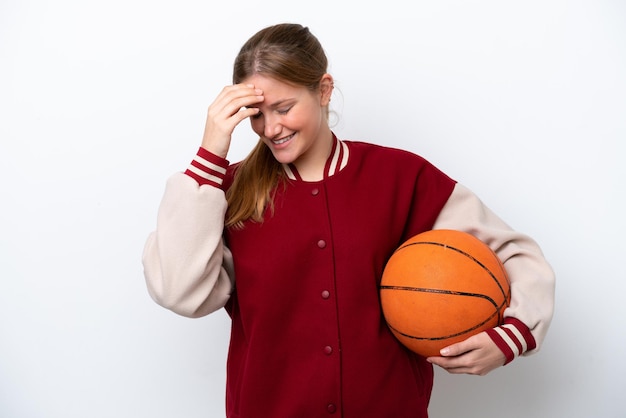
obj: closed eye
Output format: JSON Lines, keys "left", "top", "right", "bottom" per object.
{"left": 250, "top": 106, "right": 292, "bottom": 119}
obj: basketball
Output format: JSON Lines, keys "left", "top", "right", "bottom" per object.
{"left": 380, "top": 229, "right": 511, "bottom": 357}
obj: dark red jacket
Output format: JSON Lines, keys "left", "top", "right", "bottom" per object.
{"left": 222, "top": 140, "right": 456, "bottom": 417}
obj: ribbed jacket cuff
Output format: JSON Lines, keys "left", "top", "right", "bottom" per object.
{"left": 486, "top": 317, "right": 537, "bottom": 365}
{"left": 184, "top": 147, "right": 229, "bottom": 189}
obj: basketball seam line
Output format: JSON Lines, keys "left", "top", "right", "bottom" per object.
{"left": 394, "top": 240, "right": 509, "bottom": 300}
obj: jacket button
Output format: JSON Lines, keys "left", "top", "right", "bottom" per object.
{"left": 327, "top": 403, "right": 337, "bottom": 413}
{"left": 317, "top": 239, "right": 326, "bottom": 248}
{"left": 311, "top": 188, "right": 320, "bottom": 196}
{"left": 324, "top": 346, "right": 333, "bottom": 355}
{"left": 321, "top": 290, "right": 330, "bottom": 299}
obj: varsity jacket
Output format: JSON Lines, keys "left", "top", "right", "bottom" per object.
{"left": 143, "top": 136, "right": 555, "bottom": 418}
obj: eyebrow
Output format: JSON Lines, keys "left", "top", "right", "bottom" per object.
{"left": 247, "top": 98, "right": 296, "bottom": 110}
{"left": 266, "top": 98, "right": 296, "bottom": 109}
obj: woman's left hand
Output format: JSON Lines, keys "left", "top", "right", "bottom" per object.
{"left": 427, "top": 331, "right": 506, "bottom": 376}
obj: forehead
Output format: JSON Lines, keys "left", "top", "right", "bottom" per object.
{"left": 243, "top": 74, "right": 310, "bottom": 101}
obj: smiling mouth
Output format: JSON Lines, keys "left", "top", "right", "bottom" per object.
{"left": 272, "top": 133, "right": 295, "bottom": 145}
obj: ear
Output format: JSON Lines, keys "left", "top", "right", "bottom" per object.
{"left": 319, "top": 73, "right": 334, "bottom": 106}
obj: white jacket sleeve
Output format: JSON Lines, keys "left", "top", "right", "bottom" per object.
{"left": 142, "top": 172, "right": 234, "bottom": 318}
{"left": 433, "top": 183, "right": 555, "bottom": 357}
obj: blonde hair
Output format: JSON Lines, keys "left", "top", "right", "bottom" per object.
{"left": 225, "top": 23, "right": 329, "bottom": 228}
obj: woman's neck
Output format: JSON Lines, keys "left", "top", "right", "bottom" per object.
{"left": 292, "top": 130, "right": 334, "bottom": 181}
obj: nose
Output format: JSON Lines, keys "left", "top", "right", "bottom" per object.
{"left": 263, "top": 114, "right": 282, "bottom": 138}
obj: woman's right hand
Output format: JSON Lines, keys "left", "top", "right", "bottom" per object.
{"left": 201, "top": 84, "right": 264, "bottom": 158}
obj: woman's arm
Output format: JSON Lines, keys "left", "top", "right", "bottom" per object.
{"left": 429, "top": 183, "right": 556, "bottom": 370}
{"left": 142, "top": 83, "right": 264, "bottom": 318}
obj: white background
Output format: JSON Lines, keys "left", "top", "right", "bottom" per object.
{"left": 1, "top": 0, "right": 625, "bottom": 417}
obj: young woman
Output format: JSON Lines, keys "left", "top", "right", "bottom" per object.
{"left": 143, "top": 23, "right": 555, "bottom": 418}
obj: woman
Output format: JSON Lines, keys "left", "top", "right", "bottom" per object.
{"left": 143, "top": 23, "right": 555, "bottom": 418}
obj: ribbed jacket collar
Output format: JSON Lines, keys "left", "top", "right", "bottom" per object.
{"left": 283, "top": 134, "right": 350, "bottom": 181}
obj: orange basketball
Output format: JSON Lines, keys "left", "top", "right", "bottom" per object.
{"left": 380, "top": 229, "right": 511, "bottom": 357}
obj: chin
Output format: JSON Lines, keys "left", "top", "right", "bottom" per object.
{"left": 266, "top": 144, "right": 298, "bottom": 165}
{"left": 271, "top": 152, "right": 297, "bottom": 165}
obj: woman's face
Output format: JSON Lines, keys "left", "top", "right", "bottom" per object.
{"left": 244, "top": 74, "right": 333, "bottom": 173}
